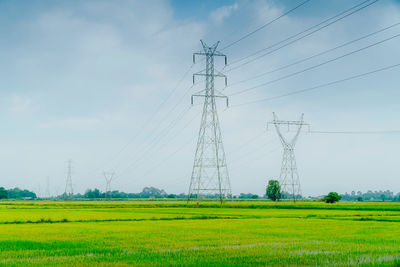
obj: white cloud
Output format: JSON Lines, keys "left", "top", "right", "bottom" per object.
{"left": 210, "top": 2, "right": 239, "bottom": 25}
{"left": 252, "top": 0, "right": 283, "bottom": 24}
{"left": 8, "top": 94, "right": 33, "bottom": 113}
{"left": 0, "top": 0, "right": 399, "bottom": 196}
{"left": 39, "top": 117, "right": 101, "bottom": 129}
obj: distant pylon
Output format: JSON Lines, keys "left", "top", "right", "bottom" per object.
{"left": 45, "top": 176, "right": 50, "bottom": 198}
{"left": 103, "top": 172, "right": 115, "bottom": 200}
{"left": 64, "top": 159, "right": 73, "bottom": 199}
{"left": 188, "top": 40, "right": 232, "bottom": 204}
{"left": 268, "top": 113, "right": 309, "bottom": 202}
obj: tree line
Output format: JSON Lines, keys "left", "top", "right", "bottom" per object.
{"left": 341, "top": 190, "right": 400, "bottom": 202}
{"left": 2, "top": 183, "right": 399, "bottom": 203}
{"left": 0, "top": 187, "right": 37, "bottom": 200}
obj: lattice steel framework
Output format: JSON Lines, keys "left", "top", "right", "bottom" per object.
{"left": 103, "top": 172, "right": 115, "bottom": 200}
{"left": 64, "top": 159, "right": 73, "bottom": 199}
{"left": 45, "top": 176, "right": 50, "bottom": 198}
{"left": 268, "top": 113, "right": 309, "bottom": 202}
{"left": 188, "top": 40, "right": 231, "bottom": 203}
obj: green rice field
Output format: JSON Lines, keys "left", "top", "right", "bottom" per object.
{"left": 0, "top": 200, "right": 399, "bottom": 266}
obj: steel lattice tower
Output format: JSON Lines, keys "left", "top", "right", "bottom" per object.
{"left": 64, "top": 159, "right": 73, "bottom": 199}
{"left": 268, "top": 113, "right": 309, "bottom": 202}
{"left": 188, "top": 40, "right": 231, "bottom": 203}
{"left": 103, "top": 172, "right": 115, "bottom": 200}
{"left": 45, "top": 176, "right": 50, "bottom": 198}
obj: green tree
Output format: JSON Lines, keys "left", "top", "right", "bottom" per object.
{"left": 0, "top": 187, "right": 7, "bottom": 199}
{"left": 323, "top": 192, "right": 342, "bottom": 203}
{"left": 266, "top": 180, "right": 281, "bottom": 201}
{"left": 84, "top": 188, "right": 101, "bottom": 198}
{"left": 7, "top": 188, "right": 36, "bottom": 199}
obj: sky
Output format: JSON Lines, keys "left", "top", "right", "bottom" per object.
{"left": 0, "top": 0, "right": 400, "bottom": 197}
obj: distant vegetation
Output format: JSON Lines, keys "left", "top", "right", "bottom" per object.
{"left": 62, "top": 187, "right": 172, "bottom": 199}
{"left": 341, "top": 190, "right": 400, "bottom": 202}
{"left": 0, "top": 187, "right": 37, "bottom": 200}
{"left": 3, "top": 184, "right": 400, "bottom": 203}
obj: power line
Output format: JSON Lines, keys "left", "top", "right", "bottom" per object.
{"left": 135, "top": 130, "right": 197, "bottom": 181}
{"left": 227, "top": 0, "right": 376, "bottom": 68}
{"left": 102, "top": 51, "right": 204, "bottom": 180}
{"left": 140, "top": 130, "right": 274, "bottom": 188}
{"left": 115, "top": 105, "right": 195, "bottom": 178}
{"left": 229, "top": 137, "right": 275, "bottom": 164}
{"left": 129, "top": 109, "right": 202, "bottom": 178}
{"left": 231, "top": 62, "right": 400, "bottom": 107}
{"left": 310, "top": 130, "right": 400, "bottom": 134}
{"left": 226, "top": 0, "right": 379, "bottom": 72}
{"left": 139, "top": 129, "right": 273, "bottom": 186}
{"left": 115, "top": 102, "right": 202, "bottom": 180}
{"left": 228, "top": 31, "right": 400, "bottom": 96}
{"left": 108, "top": 82, "right": 198, "bottom": 173}
{"left": 220, "top": 0, "right": 312, "bottom": 51}
{"left": 229, "top": 21, "right": 400, "bottom": 87}
{"left": 228, "top": 130, "right": 267, "bottom": 155}
{"left": 90, "top": 63, "right": 195, "bottom": 175}
{"left": 139, "top": 129, "right": 275, "bottom": 182}
{"left": 229, "top": 146, "right": 281, "bottom": 171}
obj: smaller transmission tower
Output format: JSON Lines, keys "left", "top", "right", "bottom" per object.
{"left": 103, "top": 172, "right": 115, "bottom": 200}
{"left": 268, "top": 113, "right": 309, "bottom": 202}
{"left": 45, "top": 176, "right": 50, "bottom": 199}
{"left": 64, "top": 159, "right": 73, "bottom": 200}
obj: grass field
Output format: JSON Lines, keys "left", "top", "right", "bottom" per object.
{"left": 0, "top": 200, "right": 399, "bottom": 266}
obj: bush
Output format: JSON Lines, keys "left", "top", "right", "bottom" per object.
{"left": 323, "top": 192, "right": 342, "bottom": 203}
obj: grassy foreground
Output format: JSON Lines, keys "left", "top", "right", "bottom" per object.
{"left": 0, "top": 200, "right": 399, "bottom": 266}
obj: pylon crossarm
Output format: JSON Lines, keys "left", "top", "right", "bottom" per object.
{"left": 191, "top": 94, "right": 205, "bottom": 105}
{"left": 192, "top": 93, "right": 228, "bottom": 107}
{"left": 193, "top": 73, "right": 226, "bottom": 85}
{"left": 200, "top": 40, "right": 219, "bottom": 52}
{"left": 274, "top": 123, "right": 289, "bottom": 146}
{"left": 291, "top": 124, "right": 304, "bottom": 146}
{"left": 272, "top": 120, "right": 307, "bottom": 125}
{"left": 194, "top": 73, "right": 226, "bottom": 78}
{"left": 290, "top": 114, "right": 305, "bottom": 146}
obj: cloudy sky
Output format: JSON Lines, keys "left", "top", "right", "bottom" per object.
{"left": 0, "top": 0, "right": 399, "bottom": 197}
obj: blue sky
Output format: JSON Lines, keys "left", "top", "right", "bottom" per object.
{"left": 0, "top": 0, "right": 399, "bottom": 197}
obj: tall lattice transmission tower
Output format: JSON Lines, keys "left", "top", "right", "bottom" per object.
{"left": 268, "top": 113, "right": 309, "bottom": 202}
{"left": 103, "top": 172, "right": 115, "bottom": 200}
{"left": 188, "top": 40, "right": 232, "bottom": 203}
{"left": 64, "top": 159, "right": 73, "bottom": 199}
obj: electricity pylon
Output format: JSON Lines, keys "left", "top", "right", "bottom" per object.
{"left": 268, "top": 113, "right": 309, "bottom": 202}
{"left": 45, "top": 176, "right": 50, "bottom": 199}
{"left": 188, "top": 40, "right": 232, "bottom": 204}
{"left": 64, "top": 159, "right": 73, "bottom": 200}
{"left": 103, "top": 172, "right": 115, "bottom": 200}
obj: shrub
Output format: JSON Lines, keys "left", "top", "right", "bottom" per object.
{"left": 323, "top": 192, "right": 341, "bottom": 203}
